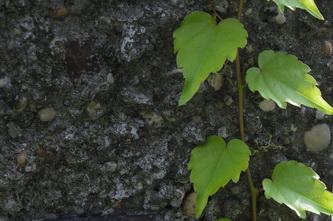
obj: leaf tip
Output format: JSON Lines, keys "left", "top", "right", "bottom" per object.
{"left": 178, "top": 95, "right": 188, "bottom": 106}
{"left": 195, "top": 193, "right": 208, "bottom": 218}
{"left": 316, "top": 13, "right": 325, "bottom": 20}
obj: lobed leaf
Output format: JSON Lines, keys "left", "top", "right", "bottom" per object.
{"left": 188, "top": 136, "right": 250, "bottom": 218}
{"left": 273, "top": 0, "right": 324, "bottom": 20}
{"left": 173, "top": 11, "right": 248, "bottom": 105}
{"left": 263, "top": 160, "right": 333, "bottom": 218}
{"left": 246, "top": 50, "right": 333, "bottom": 115}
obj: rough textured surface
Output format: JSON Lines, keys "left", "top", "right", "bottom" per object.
{"left": 0, "top": 0, "right": 333, "bottom": 221}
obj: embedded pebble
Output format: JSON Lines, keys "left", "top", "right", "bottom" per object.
{"left": 7, "top": 122, "right": 22, "bottom": 138}
{"left": 140, "top": 111, "right": 163, "bottom": 127}
{"left": 54, "top": 6, "right": 70, "bottom": 18}
{"left": 224, "top": 95, "right": 233, "bottom": 106}
{"left": 182, "top": 125, "right": 204, "bottom": 143}
{"left": 121, "top": 87, "right": 152, "bottom": 105}
{"left": 245, "top": 8, "right": 253, "bottom": 16}
{"left": 25, "top": 163, "right": 37, "bottom": 173}
{"left": 290, "top": 124, "right": 297, "bottom": 132}
{"left": 322, "top": 40, "right": 332, "bottom": 58}
{"left": 231, "top": 186, "right": 240, "bottom": 195}
{"left": 103, "top": 162, "right": 117, "bottom": 172}
{"left": 3, "top": 198, "right": 20, "bottom": 213}
{"left": 17, "top": 151, "right": 28, "bottom": 167}
{"left": 274, "top": 12, "right": 286, "bottom": 24}
{"left": 208, "top": 73, "right": 223, "bottom": 91}
{"left": 170, "top": 188, "right": 186, "bottom": 208}
{"left": 86, "top": 101, "right": 104, "bottom": 120}
{"left": 259, "top": 99, "right": 276, "bottom": 112}
{"left": 183, "top": 192, "right": 196, "bottom": 217}
{"left": 107, "top": 73, "right": 115, "bottom": 84}
{"left": 16, "top": 97, "right": 28, "bottom": 112}
{"left": 0, "top": 77, "right": 11, "bottom": 88}
{"left": 304, "top": 124, "right": 331, "bottom": 152}
{"left": 214, "top": 0, "right": 229, "bottom": 14}
{"left": 246, "top": 44, "right": 254, "bottom": 53}
{"left": 38, "top": 107, "right": 57, "bottom": 122}
{"left": 218, "top": 126, "right": 228, "bottom": 138}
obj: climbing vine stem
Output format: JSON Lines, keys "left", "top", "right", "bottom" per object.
{"left": 235, "top": 0, "right": 259, "bottom": 220}
{"left": 175, "top": 0, "right": 332, "bottom": 219}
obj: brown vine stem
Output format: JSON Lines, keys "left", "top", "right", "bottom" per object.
{"left": 208, "top": 0, "right": 223, "bottom": 21}
{"left": 236, "top": 0, "right": 259, "bottom": 221}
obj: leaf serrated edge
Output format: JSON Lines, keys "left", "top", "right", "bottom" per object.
{"left": 188, "top": 136, "right": 250, "bottom": 218}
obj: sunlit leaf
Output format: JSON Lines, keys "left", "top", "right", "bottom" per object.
{"left": 188, "top": 136, "right": 250, "bottom": 217}
{"left": 273, "top": 0, "right": 324, "bottom": 20}
{"left": 246, "top": 50, "right": 333, "bottom": 115}
{"left": 174, "top": 11, "right": 247, "bottom": 105}
{"left": 263, "top": 160, "right": 333, "bottom": 219}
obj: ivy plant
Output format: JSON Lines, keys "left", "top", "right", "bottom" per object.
{"left": 263, "top": 161, "right": 333, "bottom": 218}
{"left": 273, "top": 0, "right": 324, "bottom": 20}
{"left": 246, "top": 50, "right": 333, "bottom": 115}
{"left": 174, "top": 11, "right": 247, "bottom": 105}
{"left": 172, "top": 0, "right": 333, "bottom": 220}
{"left": 188, "top": 136, "right": 250, "bottom": 217}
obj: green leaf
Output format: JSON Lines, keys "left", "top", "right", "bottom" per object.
{"left": 173, "top": 11, "right": 248, "bottom": 105}
{"left": 246, "top": 50, "right": 333, "bottom": 115}
{"left": 188, "top": 136, "right": 250, "bottom": 218}
{"left": 263, "top": 160, "right": 333, "bottom": 219}
{"left": 217, "top": 218, "right": 231, "bottom": 221}
{"left": 273, "top": 0, "right": 324, "bottom": 20}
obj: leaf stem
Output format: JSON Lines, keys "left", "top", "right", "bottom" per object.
{"left": 208, "top": 0, "right": 223, "bottom": 21}
{"left": 235, "top": 0, "right": 259, "bottom": 221}
{"left": 237, "top": 0, "right": 244, "bottom": 20}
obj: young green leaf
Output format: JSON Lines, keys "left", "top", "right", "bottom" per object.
{"left": 188, "top": 136, "right": 250, "bottom": 218}
{"left": 173, "top": 11, "right": 248, "bottom": 105}
{"left": 246, "top": 50, "right": 333, "bottom": 115}
{"left": 273, "top": 0, "right": 324, "bottom": 20}
{"left": 263, "top": 160, "right": 333, "bottom": 219}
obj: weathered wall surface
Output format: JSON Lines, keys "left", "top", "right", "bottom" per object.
{"left": 0, "top": 0, "right": 333, "bottom": 220}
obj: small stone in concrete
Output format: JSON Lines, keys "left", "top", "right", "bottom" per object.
{"left": 7, "top": 122, "right": 22, "bottom": 138}
{"left": 304, "top": 124, "right": 331, "bottom": 152}
{"left": 38, "top": 107, "right": 57, "bottom": 122}
{"left": 245, "top": 8, "right": 253, "bottom": 16}
{"left": 322, "top": 40, "right": 332, "bottom": 58}
{"left": 107, "top": 73, "right": 115, "bottom": 84}
{"left": 183, "top": 192, "right": 196, "bottom": 217}
{"left": 0, "top": 77, "right": 11, "bottom": 88}
{"left": 3, "top": 197, "right": 20, "bottom": 213}
{"left": 17, "top": 151, "right": 27, "bottom": 167}
{"left": 274, "top": 12, "right": 286, "bottom": 24}
{"left": 16, "top": 96, "right": 28, "bottom": 112}
{"left": 54, "top": 6, "right": 70, "bottom": 18}
{"left": 140, "top": 111, "right": 163, "bottom": 127}
{"left": 86, "top": 101, "right": 103, "bottom": 120}
{"left": 214, "top": 0, "right": 229, "bottom": 14}
{"left": 224, "top": 95, "right": 233, "bottom": 106}
{"left": 104, "top": 161, "right": 117, "bottom": 172}
{"left": 121, "top": 87, "right": 152, "bottom": 105}
{"left": 259, "top": 99, "right": 276, "bottom": 112}
{"left": 208, "top": 73, "right": 223, "bottom": 91}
